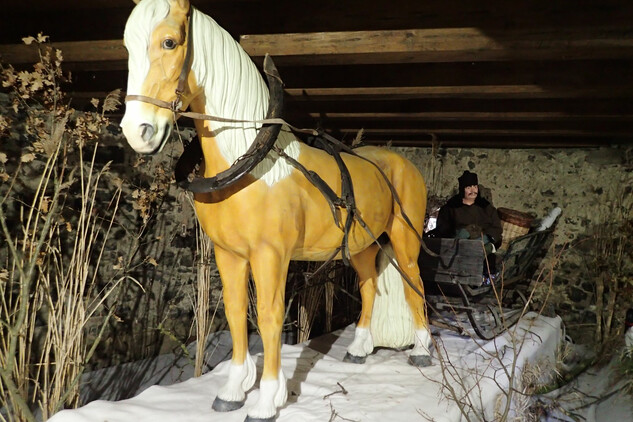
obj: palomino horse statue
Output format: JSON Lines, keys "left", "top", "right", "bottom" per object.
{"left": 121, "top": 0, "right": 431, "bottom": 420}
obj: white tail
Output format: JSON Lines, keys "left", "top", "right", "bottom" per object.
{"left": 370, "top": 244, "right": 416, "bottom": 348}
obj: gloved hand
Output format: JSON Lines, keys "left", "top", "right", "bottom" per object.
{"left": 465, "top": 224, "right": 483, "bottom": 239}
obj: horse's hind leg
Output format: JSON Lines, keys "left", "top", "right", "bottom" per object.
{"left": 212, "top": 246, "right": 256, "bottom": 412}
{"left": 389, "top": 223, "right": 433, "bottom": 367}
{"left": 344, "top": 243, "right": 380, "bottom": 364}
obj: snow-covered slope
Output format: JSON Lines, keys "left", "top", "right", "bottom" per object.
{"left": 50, "top": 313, "right": 562, "bottom": 422}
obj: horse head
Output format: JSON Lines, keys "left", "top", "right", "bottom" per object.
{"left": 121, "top": 0, "right": 201, "bottom": 154}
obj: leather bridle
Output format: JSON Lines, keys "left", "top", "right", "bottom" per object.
{"left": 124, "top": 8, "right": 193, "bottom": 113}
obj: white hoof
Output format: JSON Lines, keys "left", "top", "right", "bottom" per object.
{"left": 247, "top": 369, "right": 287, "bottom": 420}
{"left": 346, "top": 327, "right": 374, "bottom": 359}
{"left": 217, "top": 353, "right": 256, "bottom": 403}
{"left": 410, "top": 328, "right": 432, "bottom": 360}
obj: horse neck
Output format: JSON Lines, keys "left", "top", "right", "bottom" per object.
{"left": 189, "top": 9, "right": 300, "bottom": 186}
{"left": 191, "top": 10, "right": 268, "bottom": 164}
{"left": 192, "top": 119, "right": 231, "bottom": 177}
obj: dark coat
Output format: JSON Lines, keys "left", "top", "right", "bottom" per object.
{"left": 434, "top": 194, "right": 503, "bottom": 247}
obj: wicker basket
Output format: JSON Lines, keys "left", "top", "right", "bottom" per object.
{"left": 498, "top": 207, "right": 534, "bottom": 251}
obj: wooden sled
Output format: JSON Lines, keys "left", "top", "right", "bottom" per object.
{"left": 419, "top": 229, "right": 554, "bottom": 340}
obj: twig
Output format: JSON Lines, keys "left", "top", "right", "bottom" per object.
{"left": 323, "top": 382, "right": 348, "bottom": 399}
{"left": 326, "top": 401, "right": 358, "bottom": 422}
{"left": 570, "top": 386, "right": 624, "bottom": 411}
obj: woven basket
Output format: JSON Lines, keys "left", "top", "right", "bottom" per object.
{"left": 498, "top": 207, "right": 534, "bottom": 250}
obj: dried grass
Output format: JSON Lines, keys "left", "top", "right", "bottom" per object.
{"left": 0, "top": 35, "right": 125, "bottom": 421}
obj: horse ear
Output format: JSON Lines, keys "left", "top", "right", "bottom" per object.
{"left": 169, "top": 0, "right": 190, "bottom": 14}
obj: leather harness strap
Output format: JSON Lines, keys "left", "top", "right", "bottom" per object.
{"left": 176, "top": 10, "right": 194, "bottom": 100}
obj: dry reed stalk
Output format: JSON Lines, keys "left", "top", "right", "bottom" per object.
{"left": 41, "top": 147, "right": 122, "bottom": 417}
{"left": 298, "top": 280, "right": 324, "bottom": 343}
{"left": 247, "top": 278, "right": 258, "bottom": 332}
{"left": 324, "top": 281, "right": 334, "bottom": 334}
{"left": 427, "top": 134, "right": 444, "bottom": 195}
{"left": 587, "top": 188, "right": 633, "bottom": 348}
{"left": 297, "top": 261, "right": 344, "bottom": 343}
{"left": 1, "top": 146, "right": 123, "bottom": 420}
{"left": 1, "top": 35, "right": 128, "bottom": 421}
{"left": 194, "top": 222, "right": 214, "bottom": 377}
{"left": 0, "top": 134, "right": 65, "bottom": 422}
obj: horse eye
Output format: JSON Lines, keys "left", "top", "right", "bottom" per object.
{"left": 162, "top": 39, "right": 177, "bottom": 50}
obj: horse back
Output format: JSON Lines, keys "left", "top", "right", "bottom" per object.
{"left": 352, "top": 146, "right": 427, "bottom": 224}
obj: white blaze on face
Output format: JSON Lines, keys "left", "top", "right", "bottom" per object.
{"left": 120, "top": 0, "right": 172, "bottom": 155}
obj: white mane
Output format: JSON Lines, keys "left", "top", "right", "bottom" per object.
{"left": 125, "top": 0, "right": 300, "bottom": 185}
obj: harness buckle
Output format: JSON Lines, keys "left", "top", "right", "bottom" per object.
{"left": 171, "top": 96, "right": 183, "bottom": 113}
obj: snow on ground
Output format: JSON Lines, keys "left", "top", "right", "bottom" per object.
{"left": 50, "top": 313, "right": 563, "bottom": 422}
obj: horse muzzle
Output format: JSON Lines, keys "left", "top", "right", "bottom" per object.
{"left": 121, "top": 102, "right": 173, "bottom": 155}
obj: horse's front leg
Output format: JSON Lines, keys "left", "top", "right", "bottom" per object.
{"left": 212, "top": 245, "right": 256, "bottom": 413}
{"left": 247, "top": 246, "right": 290, "bottom": 421}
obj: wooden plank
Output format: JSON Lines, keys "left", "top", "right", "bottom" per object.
{"left": 240, "top": 27, "right": 633, "bottom": 65}
{"left": 277, "top": 60, "right": 633, "bottom": 89}
{"left": 287, "top": 97, "right": 633, "bottom": 114}
{"left": 289, "top": 117, "right": 633, "bottom": 136}
{"left": 336, "top": 128, "right": 633, "bottom": 137}
{"left": 58, "top": 83, "right": 633, "bottom": 101}
{"left": 360, "top": 138, "right": 616, "bottom": 148}
{"left": 419, "top": 238, "right": 485, "bottom": 287}
{"left": 5, "top": 24, "right": 632, "bottom": 66}
{"left": 306, "top": 119, "right": 633, "bottom": 131}
{"left": 8, "top": 0, "right": 135, "bottom": 11}
{"left": 0, "top": 40, "right": 127, "bottom": 65}
{"left": 284, "top": 85, "right": 633, "bottom": 100}
{"left": 305, "top": 112, "right": 633, "bottom": 122}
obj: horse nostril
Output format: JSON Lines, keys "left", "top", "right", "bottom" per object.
{"left": 140, "top": 123, "right": 155, "bottom": 142}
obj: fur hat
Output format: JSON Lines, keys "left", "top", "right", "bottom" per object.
{"left": 458, "top": 171, "right": 478, "bottom": 191}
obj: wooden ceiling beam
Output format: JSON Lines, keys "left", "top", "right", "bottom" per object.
{"left": 277, "top": 60, "right": 633, "bottom": 89}
{"left": 3, "top": 24, "right": 633, "bottom": 67}
{"left": 57, "top": 60, "right": 633, "bottom": 96}
{"left": 240, "top": 27, "right": 633, "bottom": 65}
{"left": 63, "top": 85, "right": 633, "bottom": 108}
{"left": 287, "top": 98, "right": 633, "bottom": 114}
{"left": 305, "top": 112, "right": 633, "bottom": 122}
{"left": 358, "top": 137, "right": 617, "bottom": 148}
{"left": 284, "top": 85, "right": 633, "bottom": 100}
{"left": 0, "top": 40, "right": 126, "bottom": 66}
{"left": 335, "top": 128, "right": 633, "bottom": 138}
{"left": 290, "top": 116, "right": 633, "bottom": 137}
